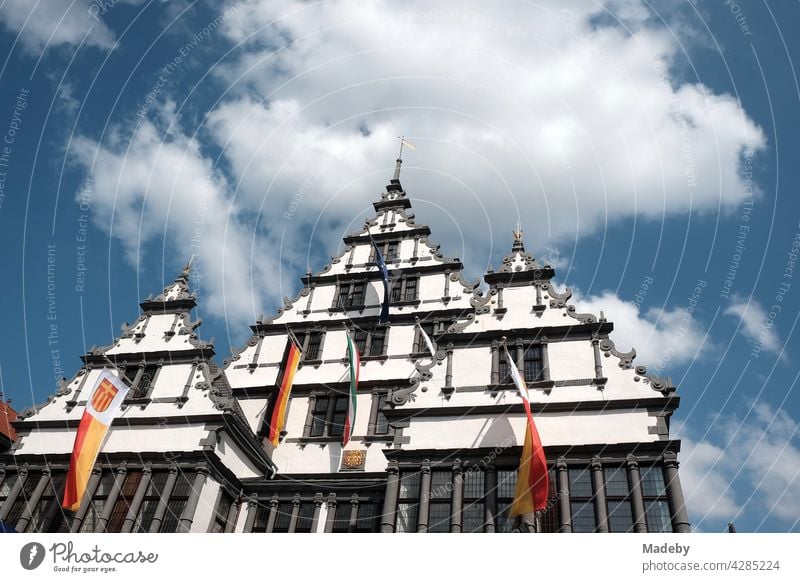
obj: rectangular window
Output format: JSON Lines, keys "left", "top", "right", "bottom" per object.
{"left": 604, "top": 466, "right": 633, "bottom": 533}
{"left": 430, "top": 470, "right": 451, "bottom": 500}
{"left": 498, "top": 348, "right": 512, "bottom": 383}
{"left": 353, "top": 329, "right": 368, "bottom": 354}
{"left": 129, "top": 365, "right": 158, "bottom": 399}
{"left": 272, "top": 502, "right": 294, "bottom": 533}
{"left": 568, "top": 467, "right": 596, "bottom": 533}
{"left": 106, "top": 471, "right": 142, "bottom": 533}
{"left": 308, "top": 395, "right": 348, "bottom": 438}
{"left": 338, "top": 281, "right": 366, "bottom": 309}
{"left": 403, "top": 277, "right": 418, "bottom": 301}
{"left": 304, "top": 332, "right": 324, "bottom": 361}
{"left": 331, "top": 501, "right": 353, "bottom": 533}
{"left": 0, "top": 473, "right": 19, "bottom": 507}
{"left": 386, "top": 242, "right": 399, "bottom": 262}
{"left": 390, "top": 279, "right": 403, "bottom": 303}
{"left": 79, "top": 472, "right": 116, "bottom": 533}
{"left": 158, "top": 471, "right": 192, "bottom": 533}
{"left": 495, "top": 470, "right": 518, "bottom": 532}
{"left": 135, "top": 471, "right": 169, "bottom": 533}
{"left": 354, "top": 502, "right": 377, "bottom": 532}
{"left": 294, "top": 502, "right": 315, "bottom": 533}
{"left": 414, "top": 322, "right": 438, "bottom": 353}
{"left": 524, "top": 345, "right": 543, "bottom": 382}
{"left": 463, "top": 470, "right": 485, "bottom": 533}
{"left": 372, "top": 393, "right": 391, "bottom": 436}
{"left": 26, "top": 474, "right": 64, "bottom": 533}
{"left": 428, "top": 502, "right": 451, "bottom": 533}
{"left": 252, "top": 503, "right": 271, "bottom": 533}
{"left": 211, "top": 490, "right": 236, "bottom": 533}
{"left": 396, "top": 471, "right": 421, "bottom": 533}
{"left": 369, "top": 327, "right": 386, "bottom": 356}
{"left": 640, "top": 465, "right": 671, "bottom": 532}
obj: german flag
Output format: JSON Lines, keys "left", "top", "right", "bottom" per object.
{"left": 266, "top": 337, "right": 302, "bottom": 446}
{"left": 63, "top": 370, "right": 129, "bottom": 511}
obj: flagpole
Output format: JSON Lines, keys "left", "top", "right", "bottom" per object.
{"left": 102, "top": 355, "right": 136, "bottom": 386}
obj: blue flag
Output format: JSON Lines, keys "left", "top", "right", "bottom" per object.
{"left": 369, "top": 234, "right": 391, "bottom": 324}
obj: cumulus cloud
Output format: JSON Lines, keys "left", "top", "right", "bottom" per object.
{"left": 71, "top": 0, "right": 767, "bottom": 326}
{"left": 0, "top": 0, "right": 116, "bottom": 52}
{"left": 724, "top": 295, "right": 782, "bottom": 356}
{"left": 205, "top": 0, "right": 766, "bottom": 274}
{"left": 678, "top": 403, "right": 800, "bottom": 532}
{"left": 70, "top": 107, "right": 283, "bottom": 324}
{"left": 573, "top": 290, "right": 708, "bottom": 370}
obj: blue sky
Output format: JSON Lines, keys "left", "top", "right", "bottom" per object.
{"left": 0, "top": 0, "right": 798, "bottom": 532}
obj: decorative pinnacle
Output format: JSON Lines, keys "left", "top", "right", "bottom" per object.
{"left": 178, "top": 255, "right": 194, "bottom": 283}
{"left": 512, "top": 222, "right": 525, "bottom": 252}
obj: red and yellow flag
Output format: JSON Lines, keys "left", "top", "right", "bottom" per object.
{"left": 504, "top": 345, "right": 549, "bottom": 516}
{"left": 267, "top": 337, "right": 302, "bottom": 446}
{"left": 63, "top": 370, "right": 130, "bottom": 511}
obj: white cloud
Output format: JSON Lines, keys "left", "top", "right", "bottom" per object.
{"left": 0, "top": 0, "right": 116, "bottom": 52}
{"left": 204, "top": 0, "right": 766, "bottom": 276}
{"left": 70, "top": 109, "right": 284, "bottom": 324}
{"left": 71, "top": 0, "right": 767, "bottom": 327}
{"left": 573, "top": 290, "right": 708, "bottom": 371}
{"left": 724, "top": 295, "right": 782, "bottom": 356}
{"left": 678, "top": 403, "right": 800, "bottom": 532}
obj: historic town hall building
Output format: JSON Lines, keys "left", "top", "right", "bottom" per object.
{"left": 0, "top": 163, "right": 690, "bottom": 533}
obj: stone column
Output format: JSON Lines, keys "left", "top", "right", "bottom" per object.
{"left": 265, "top": 495, "right": 280, "bottom": 532}
{"left": 627, "top": 455, "right": 647, "bottom": 533}
{"left": 0, "top": 464, "right": 28, "bottom": 522}
{"left": 663, "top": 452, "right": 691, "bottom": 533}
{"left": 541, "top": 342, "right": 551, "bottom": 382}
{"left": 303, "top": 394, "right": 317, "bottom": 437}
{"left": 515, "top": 338, "right": 524, "bottom": 374}
{"left": 484, "top": 465, "right": 497, "bottom": 533}
{"left": 449, "top": 460, "right": 463, "bottom": 533}
{"left": 348, "top": 495, "right": 359, "bottom": 533}
{"left": 121, "top": 465, "right": 152, "bottom": 533}
{"left": 179, "top": 464, "right": 209, "bottom": 533}
{"left": 417, "top": 461, "right": 432, "bottom": 532}
{"left": 96, "top": 464, "right": 128, "bottom": 533}
{"left": 310, "top": 492, "right": 324, "bottom": 532}
{"left": 15, "top": 469, "right": 52, "bottom": 532}
{"left": 380, "top": 461, "right": 400, "bottom": 533}
{"left": 288, "top": 494, "right": 301, "bottom": 533}
{"left": 324, "top": 493, "right": 338, "bottom": 533}
{"left": 70, "top": 466, "right": 101, "bottom": 532}
{"left": 592, "top": 337, "right": 604, "bottom": 379}
{"left": 224, "top": 496, "right": 240, "bottom": 533}
{"left": 148, "top": 465, "right": 179, "bottom": 533}
{"left": 591, "top": 457, "right": 608, "bottom": 533}
{"left": 490, "top": 342, "right": 499, "bottom": 385}
{"left": 242, "top": 494, "right": 259, "bottom": 533}
{"left": 556, "top": 458, "right": 571, "bottom": 533}
{"left": 444, "top": 346, "right": 454, "bottom": 391}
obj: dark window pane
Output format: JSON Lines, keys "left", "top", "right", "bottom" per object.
{"left": 353, "top": 329, "right": 368, "bottom": 354}
{"left": 295, "top": 502, "right": 315, "bottom": 532}
{"left": 399, "top": 472, "right": 420, "bottom": 499}
{"left": 524, "top": 346, "right": 543, "bottom": 381}
{"left": 404, "top": 277, "right": 418, "bottom": 301}
{"left": 369, "top": 327, "right": 386, "bottom": 356}
{"left": 571, "top": 501, "right": 596, "bottom": 532}
{"left": 640, "top": 466, "right": 666, "bottom": 497}
{"left": 135, "top": 472, "right": 168, "bottom": 533}
{"left": 496, "top": 470, "right": 517, "bottom": 499}
{"left": 464, "top": 471, "right": 484, "bottom": 499}
{"left": 331, "top": 501, "right": 352, "bottom": 533}
{"left": 386, "top": 242, "right": 399, "bottom": 261}
{"left": 159, "top": 499, "right": 186, "bottom": 533}
{"left": 498, "top": 349, "right": 511, "bottom": 383}
{"left": 136, "top": 365, "right": 159, "bottom": 396}
{"left": 428, "top": 502, "right": 451, "bottom": 532}
{"left": 272, "top": 502, "right": 294, "bottom": 532}
{"left": 390, "top": 279, "right": 402, "bottom": 302}
{"left": 495, "top": 502, "right": 516, "bottom": 532}
{"left": 569, "top": 468, "right": 593, "bottom": 498}
{"left": 350, "top": 283, "right": 365, "bottom": 307}
{"left": 645, "top": 500, "right": 672, "bottom": 533}
{"left": 305, "top": 332, "right": 323, "bottom": 360}
{"left": 395, "top": 503, "right": 418, "bottom": 532}
{"left": 106, "top": 471, "right": 142, "bottom": 533}
{"left": 310, "top": 397, "right": 329, "bottom": 437}
{"left": 374, "top": 393, "right": 390, "bottom": 435}
{"left": 430, "top": 471, "right": 452, "bottom": 499}
{"left": 607, "top": 499, "right": 634, "bottom": 532}
{"left": 463, "top": 502, "right": 485, "bottom": 533}
{"left": 355, "top": 502, "right": 377, "bottom": 532}
{"left": 604, "top": 467, "right": 629, "bottom": 498}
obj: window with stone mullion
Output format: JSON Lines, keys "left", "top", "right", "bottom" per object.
{"left": 462, "top": 470, "right": 485, "bottom": 533}
{"left": 495, "top": 470, "right": 518, "bottom": 532}
{"left": 568, "top": 467, "right": 597, "bottom": 533}
{"left": 640, "top": 465, "right": 671, "bottom": 532}
{"left": 309, "top": 394, "right": 348, "bottom": 438}
{"left": 604, "top": 465, "right": 634, "bottom": 533}
{"left": 396, "top": 471, "right": 421, "bottom": 533}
